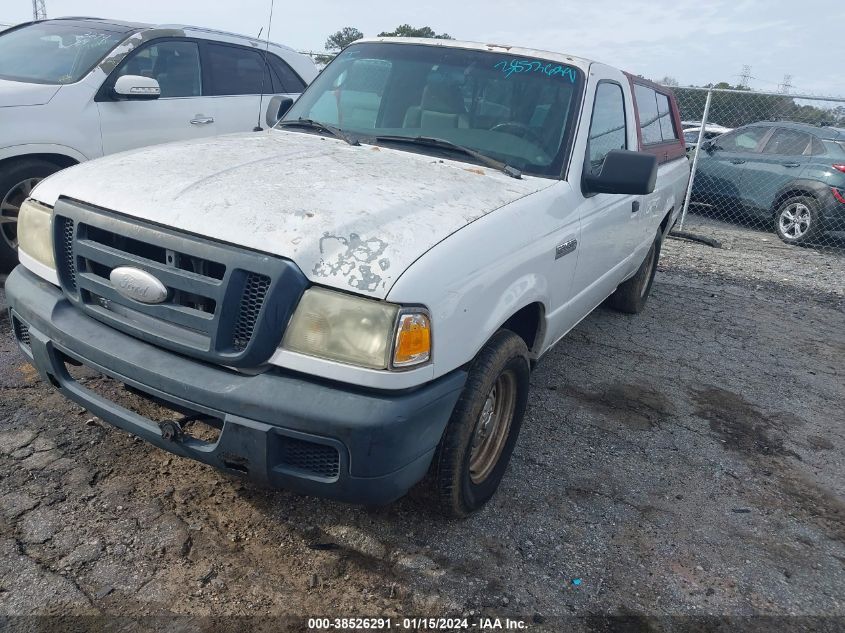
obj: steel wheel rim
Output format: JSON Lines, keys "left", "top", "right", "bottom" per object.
{"left": 469, "top": 370, "right": 517, "bottom": 484}
{"left": 1, "top": 177, "right": 41, "bottom": 251}
{"left": 779, "top": 203, "right": 811, "bottom": 240}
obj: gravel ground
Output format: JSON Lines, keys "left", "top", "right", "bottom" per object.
{"left": 0, "top": 221, "right": 843, "bottom": 632}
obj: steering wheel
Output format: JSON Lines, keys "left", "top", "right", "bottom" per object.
{"left": 489, "top": 122, "right": 545, "bottom": 146}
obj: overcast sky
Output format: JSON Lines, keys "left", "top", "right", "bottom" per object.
{"left": 3, "top": 0, "right": 843, "bottom": 96}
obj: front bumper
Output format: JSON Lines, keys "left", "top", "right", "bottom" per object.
{"left": 6, "top": 266, "right": 466, "bottom": 504}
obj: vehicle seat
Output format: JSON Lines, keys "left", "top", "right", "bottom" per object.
{"left": 403, "top": 83, "right": 468, "bottom": 130}
{"left": 154, "top": 49, "right": 201, "bottom": 98}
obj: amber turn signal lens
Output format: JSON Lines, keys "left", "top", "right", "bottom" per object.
{"left": 393, "top": 313, "right": 431, "bottom": 367}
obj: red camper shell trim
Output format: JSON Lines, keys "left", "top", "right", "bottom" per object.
{"left": 624, "top": 73, "right": 686, "bottom": 164}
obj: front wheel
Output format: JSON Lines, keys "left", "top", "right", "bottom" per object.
{"left": 774, "top": 196, "right": 822, "bottom": 245}
{"left": 0, "top": 159, "right": 63, "bottom": 271}
{"left": 430, "top": 330, "right": 530, "bottom": 518}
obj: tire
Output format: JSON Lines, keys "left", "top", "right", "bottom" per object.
{"left": 0, "top": 158, "right": 63, "bottom": 272}
{"left": 606, "top": 230, "right": 662, "bottom": 314}
{"left": 430, "top": 330, "right": 530, "bottom": 518}
{"left": 774, "top": 195, "right": 822, "bottom": 246}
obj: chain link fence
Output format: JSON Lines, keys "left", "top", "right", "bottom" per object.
{"left": 664, "top": 86, "right": 845, "bottom": 253}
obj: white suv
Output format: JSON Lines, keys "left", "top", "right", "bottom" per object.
{"left": 0, "top": 17, "right": 317, "bottom": 269}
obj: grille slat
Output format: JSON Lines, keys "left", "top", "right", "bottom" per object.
{"left": 75, "top": 238, "right": 222, "bottom": 296}
{"left": 280, "top": 438, "right": 340, "bottom": 479}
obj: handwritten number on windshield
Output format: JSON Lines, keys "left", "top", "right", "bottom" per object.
{"left": 494, "top": 59, "right": 577, "bottom": 82}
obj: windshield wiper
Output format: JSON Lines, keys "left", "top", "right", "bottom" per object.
{"left": 370, "top": 135, "right": 522, "bottom": 179}
{"left": 276, "top": 118, "right": 360, "bottom": 146}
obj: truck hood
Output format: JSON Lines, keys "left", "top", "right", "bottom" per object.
{"left": 33, "top": 130, "right": 552, "bottom": 299}
{"left": 0, "top": 79, "right": 61, "bottom": 107}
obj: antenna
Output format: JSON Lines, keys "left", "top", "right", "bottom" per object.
{"left": 253, "top": 0, "right": 275, "bottom": 132}
{"left": 32, "top": 0, "right": 47, "bottom": 20}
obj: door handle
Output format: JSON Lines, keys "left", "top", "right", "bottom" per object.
{"left": 190, "top": 116, "right": 214, "bottom": 125}
{"left": 782, "top": 162, "right": 800, "bottom": 168}
{"left": 730, "top": 159, "right": 745, "bottom": 165}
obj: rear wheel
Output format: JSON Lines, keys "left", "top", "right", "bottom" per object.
{"left": 774, "top": 195, "right": 822, "bottom": 245}
{"left": 430, "top": 330, "right": 530, "bottom": 518}
{"left": 606, "top": 230, "right": 662, "bottom": 314}
{"left": 0, "top": 159, "right": 63, "bottom": 271}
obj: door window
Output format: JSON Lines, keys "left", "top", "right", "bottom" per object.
{"left": 586, "top": 82, "right": 626, "bottom": 175}
{"left": 206, "top": 43, "right": 273, "bottom": 95}
{"left": 762, "top": 129, "right": 812, "bottom": 155}
{"left": 712, "top": 127, "right": 768, "bottom": 152}
{"left": 655, "top": 92, "right": 678, "bottom": 141}
{"left": 116, "top": 41, "right": 201, "bottom": 98}
{"left": 268, "top": 54, "right": 305, "bottom": 93}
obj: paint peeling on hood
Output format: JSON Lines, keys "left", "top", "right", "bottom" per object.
{"left": 32, "top": 130, "right": 554, "bottom": 299}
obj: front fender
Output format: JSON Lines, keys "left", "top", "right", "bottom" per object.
{"left": 0, "top": 143, "right": 89, "bottom": 165}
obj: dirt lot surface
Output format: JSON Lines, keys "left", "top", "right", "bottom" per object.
{"left": 1, "top": 217, "right": 843, "bottom": 631}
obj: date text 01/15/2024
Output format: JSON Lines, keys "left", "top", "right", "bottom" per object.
{"left": 307, "top": 617, "right": 528, "bottom": 630}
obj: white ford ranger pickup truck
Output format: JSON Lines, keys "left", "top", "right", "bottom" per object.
{"left": 8, "top": 38, "right": 689, "bottom": 516}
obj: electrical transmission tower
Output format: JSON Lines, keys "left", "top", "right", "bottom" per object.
{"left": 32, "top": 0, "right": 47, "bottom": 20}
{"left": 738, "top": 65, "right": 752, "bottom": 89}
{"left": 778, "top": 74, "right": 793, "bottom": 94}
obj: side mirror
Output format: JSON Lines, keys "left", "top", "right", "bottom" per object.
{"left": 266, "top": 95, "right": 295, "bottom": 127}
{"left": 113, "top": 75, "right": 160, "bottom": 100}
{"left": 701, "top": 140, "right": 716, "bottom": 153}
{"left": 584, "top": 149, "right": 657, "bottom": 195}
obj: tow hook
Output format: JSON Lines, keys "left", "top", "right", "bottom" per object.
{"left": 159, "top": 420, "right": 183, "bottom": 442}
{"left": 159, "top": 413, "right": 218, "bottom": 442}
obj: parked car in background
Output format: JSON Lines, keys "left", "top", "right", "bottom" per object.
{"left": 8, "top": 38, "right": 688, "bottom": 516}
{"left": 683, "top": 124, "right": 732, "bottom": 155}
{"left": 691, "top": 121, "right": 845, "bottom": 244}
{"left": 681, "top": 119, "right": 730, "bottom": 130}
{"left": 0, "top": 17, "right": 318, "bottom": 270}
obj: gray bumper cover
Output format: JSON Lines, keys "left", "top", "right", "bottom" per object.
{"left": 6, "top": 266, "right": 466, "bottom": 504}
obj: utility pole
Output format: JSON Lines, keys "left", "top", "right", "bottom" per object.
{"left": 738, "top": 65, "right": 752, "bottom": 89}
{"left": 32, "top": 0, "right": 47, "bottom": 20}
{"left": 778, "top": 74, "right": 793, "bottom": 94}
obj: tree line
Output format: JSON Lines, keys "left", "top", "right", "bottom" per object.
{"left": 315, "top": 25, "right": 451, "bottom": 64}
{"left": 670, "top": 82, "right": 844, "bottom": 129}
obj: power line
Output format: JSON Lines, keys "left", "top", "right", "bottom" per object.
{"left": 738, "top": 64, "right": 752, "bottom": 89}
{"left": 32, "top": 0, "right": 47, "bottom": 20}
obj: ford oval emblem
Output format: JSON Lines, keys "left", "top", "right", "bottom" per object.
{"left": 109, "top": 267, "right": 168, "bottom": 304}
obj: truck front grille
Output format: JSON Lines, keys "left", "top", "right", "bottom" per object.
{"left": 52, "top": 199, "right": 308, "bottom": 368}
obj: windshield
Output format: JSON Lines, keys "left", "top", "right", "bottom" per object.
{"left": 0, "top": 22, "right": 129, "bottom": 84}
{"left": 283, "top": 42, "right": 584, "bottom": 178}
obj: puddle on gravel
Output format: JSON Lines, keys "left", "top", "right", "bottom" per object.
{"left": 564, "top": 382, "right": 674, "bottom": 430}
{"left": 691, "top": 386, "right": 802, "bottom": 458}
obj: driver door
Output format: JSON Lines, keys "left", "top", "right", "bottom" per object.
{"left": 97, "top": 39, "right": 218, "bottom": 155}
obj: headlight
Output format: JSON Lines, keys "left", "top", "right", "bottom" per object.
{"left": 17, "top": 199, "right": 55, "bottom": 270}
{"left": 282, "top": 287, "right": 431, "bottom": 370}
